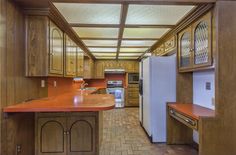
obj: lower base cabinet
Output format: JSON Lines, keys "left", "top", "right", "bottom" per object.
{"left": 36, "top": 112, "right": 102, "bottom": 155}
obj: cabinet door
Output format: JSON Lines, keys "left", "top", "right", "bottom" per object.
{"left": 76, "top": 47, "right": 84, "bottom": 77}
{"left": 49, "top": 21, "right": 64, "bottom": 75}
{"left": 192, "top": 12, "right": 212, "bottom": 67}
{"left": 37, "top": 117, "right": 67, "bottom": 155}
{"left": 65, "top": 35, "right": 76, "bottom": 77}
{"left": 178, "top": 27, "right": 192, "bottom": 71}
{"left": 67, "top": 116, "right": 96, "bottom": 155}
{"left": 95, "top": 61, "right": 104, "bottom": 79}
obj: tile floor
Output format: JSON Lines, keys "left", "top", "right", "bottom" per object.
{"left": 100, "top": 108, "right": 198, "bottom": 155}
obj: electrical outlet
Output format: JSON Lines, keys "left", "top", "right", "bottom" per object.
{"left": 16, "top": 145, "right": 21, "bottom": 154}
{"left": 41, "top": 80, "right": 45, "bottom": 88}
{"left": 206, "top": 82, "right": 211, "bottom": 90}
{"left": 211, "top": 97, "right": 215, "bottom": 106}
{"left": 54, "top": 81, "right": 57, "bottom": 87}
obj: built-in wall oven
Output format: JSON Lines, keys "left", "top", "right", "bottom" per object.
{"left": 106, "top": 80, "right": 125, "bottom": 108}
{"left": 128, "top": 73, "right": 139, "bottom": 84}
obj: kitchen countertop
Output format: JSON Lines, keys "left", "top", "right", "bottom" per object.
{"left": 3, "top": 89, "right": 115, "bottom": 113}
{"left": 168, "top": 103, "right": 215, "bottom": 120}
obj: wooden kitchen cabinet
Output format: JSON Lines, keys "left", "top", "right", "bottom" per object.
{"left": 64, "top": 34, "right": 77, "bottom": 77}
{"left": 36, "top": 112, "right": 99, "bottom": 155}
{"left": 76, "top": 47, "right": 84, "bottom": 77}
{"left": 94, "top": 61, "right": 104, "bottom": 79}
{"left": 49, "top": 21, "right": 64, "bottom": 75}
{"left": 178, "top": 12, "right": 212, "bottom": 72}
{"left": 26, "top": 16, "right": 64, "bottom": 76}
{"left": 125, "top": 84, "right": 139, "bottom": 107}
{"left": 83, "top": 57, "right": 94, "bottom": 79}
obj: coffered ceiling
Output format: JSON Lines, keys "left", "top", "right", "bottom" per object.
{"left": 53, "top": 2, "right": 195, "bottom": 60}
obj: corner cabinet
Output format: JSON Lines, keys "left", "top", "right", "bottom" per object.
{"left": 178, "top": 12, "right": 212, "bottom": 72}
{"left": 26, "top": 16, "right": 64, "bottom": 76}
{"left": 64, "top": 35, "right": 77, "bottom": 77}
{"left": 36, "top": 112, "right": 100, "bottom": 155}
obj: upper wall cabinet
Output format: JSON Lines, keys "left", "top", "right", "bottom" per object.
{"left": 64, "top": 34, "right": 77, "bottom": 77}
{"left": 49, "top": 21, "right": 64, "bottom": 75}
{"left": 76, "top": 48, "right": 84, "bottom": 77}
{"left": 26, "top": 16, "right": 64, "bottom": 76}
{"left": 178, "top": 12, "right": 212, "bottom": 72}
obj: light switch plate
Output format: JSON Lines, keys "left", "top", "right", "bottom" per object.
{"left": 54, "top": 81, "right": 57, "bottom": 87}
{"left": 41, "top": 80, "right": 45, "bottom": 88}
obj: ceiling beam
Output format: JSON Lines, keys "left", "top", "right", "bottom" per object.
{"left": 116, "top": 4, "right": 129, "bottom": 59}
{"left": 70, "top": 23, "right": 175, "bottom": 28}
{"left": 138, "top": 3, "right": 214, "bottom": 60}
{"left": 87, "top": 46, "right": 150, "bottom": 48}
{"left": 14, "top": 0, "right": 216, "bottom": 8}
{"left": 52, "top": 0, "right": 215, "bottom": 5}
{"left": 81, "top": 37, "right": 159, "bottom": 40}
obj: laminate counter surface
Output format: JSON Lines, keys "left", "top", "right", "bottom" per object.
{"left": 3, "top": 89, "right": 115, "bottom": 112}
{"left": 168, "top": 103, "right": 215, "bottom": 120}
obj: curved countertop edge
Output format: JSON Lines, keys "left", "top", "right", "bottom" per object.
{"left": 3, "top": 88, "right": 115, "bottom": 113}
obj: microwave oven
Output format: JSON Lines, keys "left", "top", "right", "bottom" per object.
{"left": 128, "top": 73, "right": 139, "bottom": 84}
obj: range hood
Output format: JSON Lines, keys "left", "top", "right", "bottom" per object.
{"left": 104, "top": 69, "right": 126, "bottom": 74}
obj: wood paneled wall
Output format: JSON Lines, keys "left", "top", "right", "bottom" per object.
{"left": 199, "top": 1, "right": 236, "bottom": 155}
{"left": 0, "top": 0, "right": 47, "bottom": 154}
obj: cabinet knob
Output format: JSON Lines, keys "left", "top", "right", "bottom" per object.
{"left": 50, "top": 53, "right": 54, "bottom": 56}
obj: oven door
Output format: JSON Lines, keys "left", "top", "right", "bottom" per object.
{"left": 106, "top": 88, "right": 124, "bottom": 103}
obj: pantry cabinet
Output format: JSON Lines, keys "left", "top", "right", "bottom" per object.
{"left": 64, "top": 35, "right": 77, "bottom": 77}
{"left": 26, "top": 16, "right": 64, "bottom": 76}
{"left": 178, "top": 12, "right": 212, "bottom": 72}
{"left": 36, "top": 112, "right": 99, "bottom": 155}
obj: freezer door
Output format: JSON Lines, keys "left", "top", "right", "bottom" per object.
{"left": 142, "top": 58, "right": 151, "bottom": 136}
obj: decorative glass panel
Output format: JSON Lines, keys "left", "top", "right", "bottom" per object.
{"left": 121, "top": 40, "right": 156, "bottom": 46}
{"left": 120, "top": 48, "right": 148, "bottom": 53}
{"left": 123, "top": 28, "right": 170, "bottom": 38}
{"left": 73, "top": 27, "right": 119, "bottom": 38}
{"left": 54, "top": 3, "right": 121, "bottom": 24}
{"left": 180, "top": 32, "right": 191, "bottom": 67}
{"left": 126, "top": 5, "right": 195, "bottom": 25}
{"left": 83, "top": 40, "right": 118, "bottom": 46}
{"left": 194, "top": 21, "right": 209, "bottom": 65}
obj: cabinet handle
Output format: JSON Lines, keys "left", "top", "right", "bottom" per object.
{"left": 50, "top": 53, "right": 54, "bottom": 56}
{"left": 64, "top": 131, "right": 67, "bottom": 135}
{"left": 67, "top": 131, "right": 70, "bottom": 135}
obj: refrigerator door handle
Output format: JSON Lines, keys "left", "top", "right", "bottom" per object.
{"left": 139, "top": 79, "right": 143, "bottom": 95}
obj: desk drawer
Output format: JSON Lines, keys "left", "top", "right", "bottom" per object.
{"left": 169, "top": 108, "right": 198, "bottom": 130}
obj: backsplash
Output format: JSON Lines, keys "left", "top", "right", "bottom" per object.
{"left": 85, "top": 73, "right": 126, "bottom": 88}
{"left": 48, "top": 77, "right": 82, "bottom": 97}
{"left": 193, "top": 69, "right": 215, "bottom": 144}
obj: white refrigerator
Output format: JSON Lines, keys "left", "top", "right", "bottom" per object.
{"left": 139, "top": 55, "right": 176, "bottom": 143}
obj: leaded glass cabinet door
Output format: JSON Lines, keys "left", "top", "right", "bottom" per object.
{"left": 192, "top": 12, "right": 212, "bottom": 67}
{"left": 178, "top": 28, "right": 192, "bottom": 71}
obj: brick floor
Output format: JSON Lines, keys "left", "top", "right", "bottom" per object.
{"left": 100, "top": 108, "right": 198, "bottom": 155}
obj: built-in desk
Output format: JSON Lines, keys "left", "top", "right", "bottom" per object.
{"left": 166, "top": 102, "right": 216, "bottom": 154}
{"left": 168, "top": 103, "right": 215, "bottom": 130}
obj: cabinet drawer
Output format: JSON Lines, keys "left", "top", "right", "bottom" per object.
{"left": 127, "top": 88, "right": 139, "bottom": 92}
{"left": 126, "top": 99, "right": 139, "bottom": 106}
{"left": 127, "top": 92, "right": 139, "bottom": 98}
{"left": 128, "top": 84, "right": 139, "bottom": 88}
{"left": 169, "top": 108, "right": 198, "bottom": 130}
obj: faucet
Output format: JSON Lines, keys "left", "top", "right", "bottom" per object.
{"left": 80, "top": 81, "right": 88, "bottom": 90}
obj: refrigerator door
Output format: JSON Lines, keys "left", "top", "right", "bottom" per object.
{"left": 139, "top": 61, "right": 143, "bottom": 123}
{"left": 142, "top": 58, "right": 151, "bottom": 136}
